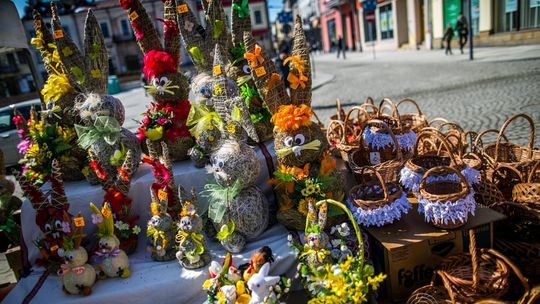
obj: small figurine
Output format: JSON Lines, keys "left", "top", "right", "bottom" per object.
{"left": 90, "top": 202, "right": 130, "bottom": 279}
{"left": 175, "top": 186, "right": 210, "bottom": 269}
{"left": 303, "top": 202, "right": 331, "bottom": 268}
{"left": 247, "top": 263, "right": 281, "bottom": 304}
{"left": 147, "top": 200, "right": 177, "bottom": 261}
{"left": 241, "top": 246, "right": 274, "bottom": 282}
{"left": 58, "top": 212, "right": 96, "bottom": 296}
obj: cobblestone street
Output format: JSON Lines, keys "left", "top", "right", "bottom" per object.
{"left": 311, "top": 46, "right": 540, "bottom": 145}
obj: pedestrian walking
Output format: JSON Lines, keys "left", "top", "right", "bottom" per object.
{"left": 336, "top": 36, "right": 346, "bottom": 59}
{"left": 442, "top": 24, "right": 454, "bottom": 55}
{"left": 456, "top": 12, "right": 468, "bottom": 54}
{"left": 275, "top": 51, "right": 290, "bottom": 89}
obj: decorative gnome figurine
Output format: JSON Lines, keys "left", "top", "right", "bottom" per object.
{"left": 88, "top": 150, "right": 141, "bottom": 254}
{"left": 228, "top": 0, "right": 273, "bottom": 142}
{"left": 57, "top": 212, "right": 96, "bottom": 296}
{"left": 175, "top": 185, "right": 210, "bottom": 269}
{"left": 90, "top": 202, "right": 130, "bottom": 279}
{"left": 118, "top": 0, "right": 193, "bottom": 160}
{"left": 14, "top": 10, "right": 88, "bottom": 184}
{"left": 14, "top": 159, "right": 70, "bottom": 273}
{"left": 245, "top": 16, "right": 344, "bottom": 230}
{"left": 203, "top": 44, "right": 269, "bottom": 253}
{"left": 51, "top": 4, "right": 141, "bottom": 180}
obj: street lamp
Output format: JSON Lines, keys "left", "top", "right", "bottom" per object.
{"left": 469, "top": 0, "right": 473, "bottom": 60}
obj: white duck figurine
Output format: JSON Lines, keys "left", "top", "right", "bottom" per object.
{"left": 90, "top": 202, "right": 130, "bottom": 278}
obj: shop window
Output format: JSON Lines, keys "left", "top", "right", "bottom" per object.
{"left": 327, "top": 19, "right": 336, "bottom": 48}
{"left": 124, "top": 55, "right": 141, "bottom": 72}
{"left": 120, "top": 19, "right": 131, "bottom": 37}
{"left": 379, "top": 4, "right": 393, "bottom": 40}
{"left": 100, "top": 22, "right": 110, "bottom": 38}
{"left": 520, "top": 0, "right": 540, "bottom": 29}
{"left": 495, "top": 0, "right": 518, "bottom": 32}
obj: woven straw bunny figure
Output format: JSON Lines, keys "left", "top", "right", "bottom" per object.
{"left": 203, "top": 44, "right": 269, "bottom": 253}
{"left": 88, "top": 150, "right": 140, "bottom": 254}
{"left": 14, "top": 159, "right": 70, "bottom": 273}
{"left": 51, "top": 5, "right": 141, "bottom": 181}
{"left": 175, "top": 186, "right": 210, "bottom": 269}
{"left": 119, "top": 0, "right": 194, "bottom": 161}
{"left": 303, "top": 202, "right": 331, "bottom": 268}
{"left": 245, "top": 16, "right": 343, "bottom": 230}
{"left": 57, "top": 212, "right": 96, "bottom": 296}
{"left": 90, "top": 202, "right": 130, "bottom": 279}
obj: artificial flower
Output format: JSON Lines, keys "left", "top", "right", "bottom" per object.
{"left": 271, "top": 104, "right": 313, "bottom": 132}
{"left": 132, "top": 225, "right": 141, "bottom": 235}
{"left": 143, "top": 50, "right": 178, "bottom": 79}
{"left": 91, "top": 213, "right": 103, "bottom": 224}
{"left": 41, "top": 73, "right": 74, "bottom": 102}
{"left": 145, "top": 126, "right": 164, "bottom": 141}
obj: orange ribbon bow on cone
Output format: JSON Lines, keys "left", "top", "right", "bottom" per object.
{"left": 244, "top": 44, "right": 264, "bottom": 68}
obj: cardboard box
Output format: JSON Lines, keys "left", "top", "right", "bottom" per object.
{"left": 366, "top": 205, "right": 505, "bottom": 302}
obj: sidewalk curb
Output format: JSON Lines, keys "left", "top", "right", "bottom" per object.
{"left": 312, "top": 74, "right": 335, "bottom": 91}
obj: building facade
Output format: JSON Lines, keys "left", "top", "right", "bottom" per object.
{"left": 22, "top": 0, "right": 272, "bottom": 85}
{"left": 319, "top": 0, "right": 362, "bottom": 52}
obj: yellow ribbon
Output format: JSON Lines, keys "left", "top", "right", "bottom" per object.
{"left": 283, "top": 55, "right": 305, "bottom": 75}
{"left": 186, "top": 103, "right": 224, "bottom": 138}
{"left": 287, "top": 72, "right": 308, "bottom": 90}
{"left": 243, "top": 44, "right": 264, "bottom": 68}
{"left": 300, "top": 245, "right": 330, "bottom": 263}
{"left": 276, "top": 139, "right": 321, "bottom": 158}
{"left": 175, "top": 230, "right": 205, "bottom": 258}
{"left": 147, "top": 226, "right": 168, "bottom": 250}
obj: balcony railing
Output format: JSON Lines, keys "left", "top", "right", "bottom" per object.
{"left": 325, "top": 0, "right": 347, "bottom": 9}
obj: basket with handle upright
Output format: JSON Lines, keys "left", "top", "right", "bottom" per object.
{"left": 418, "top": 166, "right": 476, "bottom": 229}
{"left": 394, "top": 98, "right": 428, "bottom": 133}
{"left": 348, "top": 166, "right": 411, "bottom": 227}
{"left": 377, "top": 98, "right": 417, "bottom": 156}
{"left": 512, "top": 160, "right": 540, "bottom": 209}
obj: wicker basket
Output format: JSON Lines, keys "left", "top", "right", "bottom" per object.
{"left": 418, "top": 166, "right": 475, "bottom": 229}
{"left": 348, "top": 119, "right": 404, "bottom": 182}
{"left": 512, "top": 160, "right": 540, "bottom": 206}
{"left": 348, "top": 166, "right": 410, "bottom": 227}
{"left": 435, "top": 230, "right": 529, "bottom": 303}
{"left": 395, "top": 98, "right": 428, "bottom": 133}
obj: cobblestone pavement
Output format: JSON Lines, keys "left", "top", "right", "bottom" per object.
{"left": 311, "top": 55, "right": 540, "bottom": 146}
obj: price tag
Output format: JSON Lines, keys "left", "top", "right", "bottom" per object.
{"left": 50, "top": 245, "right": 59, "bottom": 252}
{"left": 54, "top": 30, "right": 64, "bottom": 39}
{"left": 158, "top": 189, "right": 168, "bottom": 201}
{"left": 129, "top": 11, "right": 139, "bottom": 21}
{"left": 101, "top": 205, "right": 112, "bottom": 218}
{"left": 177, "top": 4, "right": 188, "bottom": 13}
{"left": 255, "top": 66, "right": 266, "bottom": 77}
{"left": 213, "top": 65, "right": 222, "bottom": 76}
{"left": 74, "top": 216, "right": 85, "bottom": 227}
{"left": 369, "top": 152, "right": 381, "bottom": 165}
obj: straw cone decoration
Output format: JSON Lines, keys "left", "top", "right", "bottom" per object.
{"left": 289, "top": 15, "right": 312, "bottom": 106}
{"left": 176, "top": 0, "right": 213, "bottom": 71}
{"left": 163, "top": 0, "right": 181, "bottom": 59}
{"left": 128, "top": 0, "right": 162, "bottom": 54}
{"left": 231, "top": 0, "right": 252, "bottom": 48}
{"left": 50, "top": 159, "right": 68, "bottom": 208}
{"left": 32, "top": 10, "right": 57, "bottom": 76}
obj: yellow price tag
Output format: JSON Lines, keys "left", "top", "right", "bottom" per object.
{"left": 255, "top": 66, "right": 267, "bottom": 77}
{"left": 54, "top": 30, "right": 64, "bottom": 39}
{"left": 129, "top": 11, "right": 139, "bottom": 21}
{"left": 50, "top": 245, "right": 59, "bottom": 252}
{"left": 158, "top": 189, "right": 168, "bottom": 201}
{"left": 213, "top": 65, "right": 222, "bottom": 76}
{"left": 101, "top": 205, "right": 112, "bottom": 218}
{"left": 74, "top": 216, "right": 85, "bottom": 227}
{"left": 177, "top": 4, "right": 188, "bottom": 13}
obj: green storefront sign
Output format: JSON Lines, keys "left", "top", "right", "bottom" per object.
{"left": 443, "top": 0, "right": 461, "bottom": 36}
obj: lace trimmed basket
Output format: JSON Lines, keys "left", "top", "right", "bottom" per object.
{"left": 348, "top": 166, "right": 411, "bottom": 227}
{"left": 418, "top": 166, "right": 476, "bottom": 229}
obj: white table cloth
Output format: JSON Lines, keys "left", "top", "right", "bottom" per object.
{"left": 3, "top": 141, "right": 299, "bottom": 303}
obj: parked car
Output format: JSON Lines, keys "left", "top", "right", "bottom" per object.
{"left": 0, "top": 99, "right": 41, "bottom": 168}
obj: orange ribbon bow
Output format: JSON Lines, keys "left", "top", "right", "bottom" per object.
{"left": 266, "top": 72, "right": 282, "bottom": 91}
{"left": 58, "top": 264, "right": 85, "bottom": 276}
{"left": 287, "top": 72, "right": 308, "bottom": 90}
{"left": 283, "top": 55, "right": 305, "bottom": 75}
{"left": 244, "top": 44, "right": 264, "bottom": 68}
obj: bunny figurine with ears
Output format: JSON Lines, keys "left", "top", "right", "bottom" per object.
{"left": 14, "top": 159, "right": 70, "bottom": 273}
{"left": 119, "top": 0, "right": 194, "bottom": 161}
{"left": 245, "top": 16, "right": 343, "bottom": 230}
{"left": 51, "top": 4, "right": 141, "bottom": 181}
{"left": 246, "top": 263, "right": 281, "bottom": 304}
{"left": 90, "top": 202, "right": 131, "bottom": 279}
{"left": 57, "top": 211, "right": 96, "bottom": 296}
{"left": 175, "top": 185, "right": 210, "bottom": 269}
{"left": 88, "top": 150, "right": 140, "bottom": 254}
{"left": 202, "top": 44, "right": 269, "bottom": 253}
{"left": 303, "top": 201, "right": 332, "bottom": 268}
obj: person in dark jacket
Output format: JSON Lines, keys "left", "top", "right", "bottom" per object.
{"left": 336, "top": 36, "right": 346, "bottom": 59}
{"left": 456, "top": 12, "right": 468, "bottom": 54}
{"left": 442, "top": 24, "right": 454, "bottom": 55}
{"left": 275, "top": 51, "right": 290, "bottom": 89}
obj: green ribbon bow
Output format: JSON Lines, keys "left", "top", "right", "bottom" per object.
{"left": 70, "top": 66, "right": 86, "bottom": 85}
{"left": 189, "top": 47, "right": 205, "bottom": 65}
{"left": 147, "top": 225, "right": 168, "bottom": 248}
{"left": 230, "top": 44, "right": 246, "bottom": 63}
{"left": 216, "top": 221, "right": 235, "bottom": 241}
{"left": 202, "top": 180, "right": 243, "bottom": 223}
{"left": 213, "top": 20, "right": 224, "bottom": 39}
{"left": 0, "top": 218, "right": 16, "bottom": 234}
{"left": 74, "top": 116, "right": 122, "bottom": 149}
{"left": 186, "top": 103, "right": 223, "bottom": 138}
{"left": 239, "top": 84, "right": 257, "bottom": 104}
{"left": 232, "top": 0, "right": 250, "bottom": 19}
{"left": 176, "top": 230, "right": 205, "bottom": 260}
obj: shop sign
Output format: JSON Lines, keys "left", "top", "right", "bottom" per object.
{"left": 365, "top": 11, "right": 375, "bottom": 22}
{"left": 531, "top": 0, "right": 540, "bottom": 8}
{"left": 505, "top": 0, "right": 517, "bottom": 12}
{"left": 362, "top": 0, "right": 376, "bottom": 12}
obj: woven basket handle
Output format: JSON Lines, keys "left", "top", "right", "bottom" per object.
{"left": 440, "top": 130, "right": 465, "bottom": 158}
{"left": 396, "top": 98, "right": 423, "bottom": 116}
{"left": 468, "top": 229, "right": 479, "bottom": 290}
{"left": 429, "top": 117, "right": 449, "bottom": 128}
{"left": 527, "top": 160, "right": 540, "bottom": 183}
{"left": 474, "top": 128, "right": 509, "bottom": 152}
{"left": 414, "top": 128, "right": 461, "bottom": 167}
{"left": 378, "top": 98, "right": 404, "bottom": 128}
{"left": 484, "top": 248, "right": 531, "bottom": 296}
{"left": 493, "top": 163, "right": 524, "bottom": 183}
{"left": 419, "top": 166, "right": 470, "bottom": 197}
{"left": 364, "top": 96, "right": 375, "bottom": 105}
{"left": 356, "top": 166, "right": 389, "bottom": 202}
{"left": 495, "top": 114, "right": 535, "bottom": 161}
{"left": 335, "top": 98, "right": 343, "bottom": 121}
{"left": 326, "top": 119, "right": 346, "bottom": 145}
{"left": 463, "top": 130, "right": 478, "bottom": 153}
{"left": 312, "top": 110, "right": 326, "bottom": 130}
{"left": 436, "top": 121, "right": 465, "bottom": 135}
{"left": 361, "top": 119, "right": 403, "bottom": 162}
